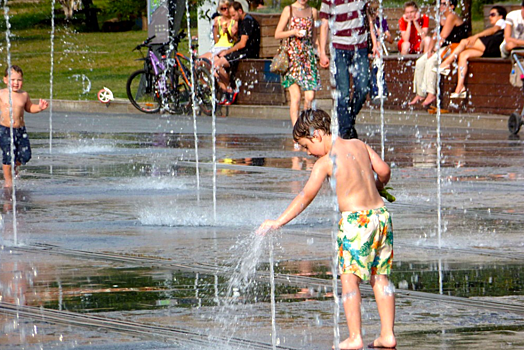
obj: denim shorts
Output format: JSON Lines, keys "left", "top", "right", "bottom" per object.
{"left": 0, "top": 126, "right": 32, "bottom": 165}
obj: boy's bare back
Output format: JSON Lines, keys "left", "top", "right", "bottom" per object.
{"left": 326, "top": 138, "right": 390, "bottom": 213}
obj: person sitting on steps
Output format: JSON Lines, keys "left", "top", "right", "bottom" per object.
{"left": 435, "top": 5, "right": 507, "bottom": 100}
{"left": 212, "top": 1, "right": 260, "bottom": 106}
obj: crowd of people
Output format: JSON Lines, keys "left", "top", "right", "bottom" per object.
{"left": 201, "top": 0, "right": 524, "bottom": 127}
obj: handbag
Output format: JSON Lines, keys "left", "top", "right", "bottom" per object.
{"left": 510, "top": 60, "right": 524, "bottom": 88}
{"left": 440, "top": 42, "right": 459, "bottom": 60}
{"left": 270, "top": 5, "right": 292, "bottom": 75}
{"left": 270, "top": 38, "right": 290, "bottom": 74}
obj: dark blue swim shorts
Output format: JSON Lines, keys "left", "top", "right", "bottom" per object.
{"left": 0, "top": 126, "right": 32, "bottom": 165}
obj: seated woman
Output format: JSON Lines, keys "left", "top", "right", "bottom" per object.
{"left": 409, "top": 0, "right": 467, "bottom": 107}
{"left": 200, "top": 0, "right": 237, "bottom": 65}
{"left": 436, "top": 5, "right": 507, "bottom": 99}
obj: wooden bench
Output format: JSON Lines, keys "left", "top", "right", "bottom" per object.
{"left": 382, "top": 55, "right": 523, "bottom": 115}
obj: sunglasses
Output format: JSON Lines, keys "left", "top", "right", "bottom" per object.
{"left": 440, "top": 2, "right": 447, "bottom": 5}
{"left": 489, "top": 12, "right": 498, "bottom": 17}
{"left": 220, "top": 7, "right": 228, "bottom": 10}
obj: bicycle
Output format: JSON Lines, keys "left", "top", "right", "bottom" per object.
{"left": 126, "top": 32, "right": 215, "bottom": 116}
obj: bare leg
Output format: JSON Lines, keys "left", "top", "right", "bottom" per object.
{"left": 288, "top": 84, "right": 301, "bottom": 125}
{"left": 455, "top": 47, "right": 484, "bottom": 94}
{"left": 400, "top": 41, "right": 410, "bottom": 55}
{"left": 440, "top": 38, "right": 469, "bottom": 69}
{"left": 339, "top": 274, "right": 364, "bottom": 350}
{"left": 420, "top": 36, "right": 432, "bottom": 54}
{"left": 3, "top": 164, "right": 12, "bottom": 188}
{"left": 213, "top": 57, "right": 231, "bottom": 92}
{"left": 369, "top": 275, "right": 396, "bottom": 349}
{"left": 303, "top": 90, "right": 315, "bottom": 111}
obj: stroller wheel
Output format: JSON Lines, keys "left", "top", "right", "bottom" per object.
{"left": 508, "top": 113, "right": 523, "bottom": 135}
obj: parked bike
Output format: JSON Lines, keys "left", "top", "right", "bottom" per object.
{"left": 126, "top": 32, "right": 215, "bottom": 116}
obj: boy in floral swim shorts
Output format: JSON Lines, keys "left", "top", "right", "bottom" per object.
{"left": 258, "top": 109, "right": 396, "bottom": 350}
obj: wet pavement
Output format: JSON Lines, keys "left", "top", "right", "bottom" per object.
{"left": 1, "top": 109, "right": 524, "bottom": 349}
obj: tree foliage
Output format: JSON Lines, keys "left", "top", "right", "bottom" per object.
{"left": 102, "top": 0, "right": 147, "bottom": 20}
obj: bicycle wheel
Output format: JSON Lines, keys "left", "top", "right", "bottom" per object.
{"left": 195, "top": 66, "right": 216, "bottom": 116}
{"left": 126, "top": 69, "right": 161, "bottom": 113}
{"left": 508, "top": 112, "right": 523, "bottom": 135}
{"left": 164, "top": 69, "right": 192, "bottom": 115}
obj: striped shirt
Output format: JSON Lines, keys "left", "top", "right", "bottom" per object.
{"left": 319, "top": 0, "right": 368, "bottom": 51}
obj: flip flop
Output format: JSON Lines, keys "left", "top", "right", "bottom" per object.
{"left": 367, "top": 342, "right": 396, "bottom": 349}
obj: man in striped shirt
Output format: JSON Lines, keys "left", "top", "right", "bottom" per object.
{"left": 319, "top": 0, "right": 376, "bottom": 140}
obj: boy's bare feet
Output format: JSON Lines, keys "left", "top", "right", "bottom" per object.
{"left": 408, "top": 95, "right": 424, "bottom": 106}
{"left": 367, "top": 334, "right": 397, "bottom": 349}
{"left": 338, "top": 337, "right": 364, "bottom": 350}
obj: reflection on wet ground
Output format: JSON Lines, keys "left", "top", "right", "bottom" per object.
{"left": 1, "top": 113, "right": 524, "bottom": 349}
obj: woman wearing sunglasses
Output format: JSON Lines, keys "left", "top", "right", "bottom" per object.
{"left": 435, "top": 5, "right": 507, "bottom": 99}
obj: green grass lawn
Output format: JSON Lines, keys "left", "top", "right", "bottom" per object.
{"left": 3, "top": 28, "right": 155, "bottom": 101}
{"left": 1, "top": 0, "right": 193, "bottom": 102}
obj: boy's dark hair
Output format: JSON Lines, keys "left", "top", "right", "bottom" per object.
{"left": 293, "top": 109, "right": 332, "bottom": 141}
{"left": 448, "top": 0, "right": 457, "bottom": 8}
{"left": 404, "top": 1, "right": 418, "bottom": 10}
{"left": 230, "top": 1, "right": 244, "bottom": 12}
{"left": 5, "top": 65, "right": 23, "bottom": 77}
{"left": 491, "top": 5, "right": 507, "bottom": 19}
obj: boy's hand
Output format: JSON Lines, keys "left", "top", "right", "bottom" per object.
{"left": 379, "top": 186, "right": 396, "bottom": 203}
{"left": 39, "top": 99, "right": 49, "bottom": 111}
{"left": 256, "top": 220, "right": 281, "bottom": 236}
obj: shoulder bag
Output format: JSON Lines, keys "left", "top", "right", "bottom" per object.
{"left": 270, "top": 6, "right": 292, "bottom": 75}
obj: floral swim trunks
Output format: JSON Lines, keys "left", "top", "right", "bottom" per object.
{"left": 337, "top": 206, "right": 393, "bottom": 281}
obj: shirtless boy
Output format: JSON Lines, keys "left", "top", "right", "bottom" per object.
{"left": 257, "top": 109, "right": 396, "bottom": 350}
{"left": 0, "top": 65, "right": 48, "bottom": 187}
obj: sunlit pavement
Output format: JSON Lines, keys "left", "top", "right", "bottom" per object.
{"left": 0, "top": 109, "right": 523, "bottom": 349}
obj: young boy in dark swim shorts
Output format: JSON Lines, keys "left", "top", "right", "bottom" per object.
{"left": 0, "top": 65, "right": 48, "bottom": 187}
{"left": 258, "top": 109, "right": 396, "bottom": 350}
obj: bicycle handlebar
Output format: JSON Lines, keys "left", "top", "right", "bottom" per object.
{"left": 132, "top": 31, "right": 188, "bottom": 52}
{"left": 133, "top": 35, "right": 157, "bottom": 51}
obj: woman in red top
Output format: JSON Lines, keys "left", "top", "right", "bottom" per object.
{"left": 398, "top": 1, "right": 431, "bottom": 55}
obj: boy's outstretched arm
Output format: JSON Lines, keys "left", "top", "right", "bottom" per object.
{"left": 366, "top": 144, "right": 390, "bottom": 190}
{"left": 25, "top": 97, "right": 48, "bottom": 113}
{"left": 257, "top": 157, "right": 330, "bottom": 235}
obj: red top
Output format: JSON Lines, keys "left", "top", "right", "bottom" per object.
{"left": 398, "top": 14, "right": 429, "bottom": 46}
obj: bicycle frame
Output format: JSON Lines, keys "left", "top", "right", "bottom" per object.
{"left": 148, "top": 50, "right": 169, "bottom": 96}
{"left": 173, "top": 53, "right": 192, "bottom": 88}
